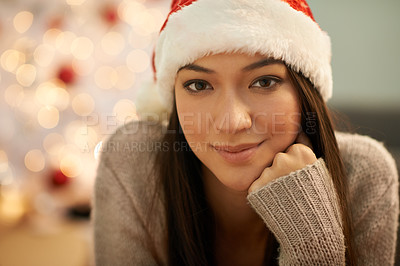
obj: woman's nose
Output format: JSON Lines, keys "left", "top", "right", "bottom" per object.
{"left": 213, "top": 94, "right": 252, "bottom": 134}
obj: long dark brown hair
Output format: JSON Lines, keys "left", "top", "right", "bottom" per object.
{"left": 155, "top": 66, "right": 357, "bottom": 265}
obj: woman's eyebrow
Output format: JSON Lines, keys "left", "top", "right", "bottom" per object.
{"left": 177, "top": 64, "right": 215, "bottom": 74}
{"left": 177, "top": 58, "right": 282, "bottom": 74}
{"left": 241, "top": 58, "right": 282, "bottom": 72}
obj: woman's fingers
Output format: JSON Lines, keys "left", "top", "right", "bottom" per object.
{"left": 248, "top": 167, "right": 274, "bottom": 193}
{"left": 248, "top": 133, "right": 317, "bottom": 194}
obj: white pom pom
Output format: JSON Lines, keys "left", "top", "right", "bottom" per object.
{"left": 135, "top": 79, "right": 170, "bottom": 123}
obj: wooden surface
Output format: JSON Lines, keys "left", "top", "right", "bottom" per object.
{"left": 0, "top": 219, "right": 92, "bottom": 266}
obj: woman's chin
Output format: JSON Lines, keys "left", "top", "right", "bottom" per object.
{"left": 215, "top": 169, "right": 262, "bottom": 193}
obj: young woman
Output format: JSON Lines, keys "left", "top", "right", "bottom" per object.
{"left": 93, "top": 0, "right": 399, "bottom": 265}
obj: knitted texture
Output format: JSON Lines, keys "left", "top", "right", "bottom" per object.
{"left": 92, "top": 121, "right": 399, "bottom": 265}
{"left": 247, "top": 159, "right": 345, "bottom": 265}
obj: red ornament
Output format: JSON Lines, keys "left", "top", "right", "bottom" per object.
{"left": 51, "top": 169, "right": 70, "bottom": 187}
{"left": 57, "top": 65, "right": 76, "bottom": 85}
{"left": 101, "top": 5, "right": 119, "bottom": 25}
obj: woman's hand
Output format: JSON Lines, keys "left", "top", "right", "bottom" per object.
{"left": 248, "top": 132, "right": 317, "bottom": 193}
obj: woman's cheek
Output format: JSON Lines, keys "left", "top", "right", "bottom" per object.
{"left": 274, "top": 111, "right": 301, "bottom": 136}
{"left": 178, "top": 112, "right": 208, "bottom": 149}
{"left": 178, "top": 112, "right": 196, "bottom": 135}
{"left": 260, "top": 111, "right": 300, "bottom": 155}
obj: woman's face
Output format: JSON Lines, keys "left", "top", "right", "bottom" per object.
{"left": 174, "top": 53, "right": 301, "bottom": 192}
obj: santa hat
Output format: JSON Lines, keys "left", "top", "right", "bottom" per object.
{"left": 137, "top": 0, "right": 332, "bottom": 116}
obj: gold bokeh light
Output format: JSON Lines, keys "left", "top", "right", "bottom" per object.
{"left": 115, "top": 66, "right": 135, "bottom": 91}
{"left": 16, "top": 64, "right": 36, "bottom": 87}
{"left": 43, "top": 28, "right": 62, "bottom": 46}
{"left": 66, "top": 0, "right": 86, "bottom": 6}
{"left": 13, "top": 11, "right": 34, "bottom": 33}
{"left": 43, "top": 133, "right": 65, "bottom": 156}
{"left": 35, "top": 82, "right": 70, "bottom": 111}
{"left": 24, "top": 149, "right": 45, "bottom": 172}
{"left": 55, "top": 31, "right": 77, "bottom": 55}
{"left": 34, "top": 44, "right": 55, "bottom": 67}
{"left": 113, "top": 99, "right": 139, "bottom": 123}
{"left": 72, "top": 93, "right": 95, "bottom": 116}
{"left": 71, "top": 37, "right": 94, "bottom": 60}
{"left": 60, "top": 154, "right": 82, "bottom": 178}
{"left": 101, "top": 31, "right": 125, "bottom": 56}
{"left": 1, "top": 49, "right": 26, "bottom": 73}
{"left": 37, "top": 106, "right": 60, "bottom": 129}
{"left": 94, "top": 66, "right": 118, "bottom": 90}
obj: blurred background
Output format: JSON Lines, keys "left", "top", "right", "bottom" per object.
{"left": 0, "top": 0, "right": 399, "bottom": 265}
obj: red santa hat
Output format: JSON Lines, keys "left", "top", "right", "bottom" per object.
{"left": 142, "top": 0, "right": 332, "bottom": 115}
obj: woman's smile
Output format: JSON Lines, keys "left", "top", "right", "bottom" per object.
{"left": 211, "top": 140, "right": 265, "bottom": 164}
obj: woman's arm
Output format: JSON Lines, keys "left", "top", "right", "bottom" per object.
{"left": 92, "top": 121, "right": 166, "bottom": 266}
{"left": 247, "top": 159, "right": 346, "bottom": 265}
{"left": 93, "top": 157, "right": 160, "bottom": 266}
{"left": 338, "top": 133, "right": 399, "bottom": 265}
{"left": 248, "top": 133, "right": 399, "bottom": 265}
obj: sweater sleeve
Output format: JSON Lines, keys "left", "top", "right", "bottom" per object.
{"left": 338, "top": 133, "right": 399, "bottom": 265}
{"left": 247, "top": 158, "right": 346, "bottom": 265}
{"left": 92, "top": 121, "right": 166, "bottom": 266}
{"left": 92, "top": 157, "right": 160, "bottom": 266}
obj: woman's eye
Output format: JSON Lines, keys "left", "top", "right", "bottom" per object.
{"left": 251, "top": 76, "right": 280, "bottom": 89}
{"left": 184, "top": 80, "right": 212, "bottom": 93}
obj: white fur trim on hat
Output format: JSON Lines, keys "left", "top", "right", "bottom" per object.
{"left": 154, "top": 0, "right": 332, "bottom": 113}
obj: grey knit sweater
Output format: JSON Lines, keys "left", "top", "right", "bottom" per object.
{"left": 92, "top": 121, "right": 399, "bottom": 265}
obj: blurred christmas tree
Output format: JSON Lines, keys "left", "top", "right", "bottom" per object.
{"left": 0, "top": 0, "right": 168, "bottom": 228}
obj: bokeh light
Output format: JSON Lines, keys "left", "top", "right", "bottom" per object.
{"left": 118, "top": 1, "right": 146, "bottom": 25}
{"left": 37, "top": 106, "right": 60, "bottom": 129}
{"left": 115, "top": 66, "right": 135, "bottom": 90}
{"left": 1, "top": 49, "right": 26, "bottom": 73}
{"left": 101, "top": 31, "right": 125, "bottom": 56}
{"left": 71, "top": 37, "right": 94, "bottom": 60}
{"left": 55, "top": 31, "right": 77, "bottom": 55}
{"left": 66, "top": 0, "right": 86, "bottom": 6}
{"left": 94, "top": 66, "right": 118, "bottom": 90}
{"left": 43, "top": 28, "right": 62, "bottom": 46}
{"left": 35, "top": 82, "right": 70, "bottom": 110}
{"left": 71, "top": 93, "right": 95, "bottom": 116}
{"left": 34, "top": 44, "right": 55, "bottom": 67}
{"left": 113, "top": 99, "right": 138, "bottom": 123}
{"left": 60, "top": 154, "right": 82, "bottom": 178}
{"left": 16, "top": 64, "right": 37, "bottom": 87}
{"left": 24, "top": 149, "right": 46, "bottom": 172}
{"left": 13, "top": 11, "right": 34, "bottom": 33}
{"left": 118, "top": 1, "right": 160, "bottom": 35}
{"left": 43, "top": 133, "right": 65, "bottom": 156}
{"left": 0, "top": 187, "right": 26, "bottom": 226}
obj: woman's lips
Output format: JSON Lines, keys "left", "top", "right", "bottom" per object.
{"left": 211, "top": 141, "right": 264, "bottom": 163}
